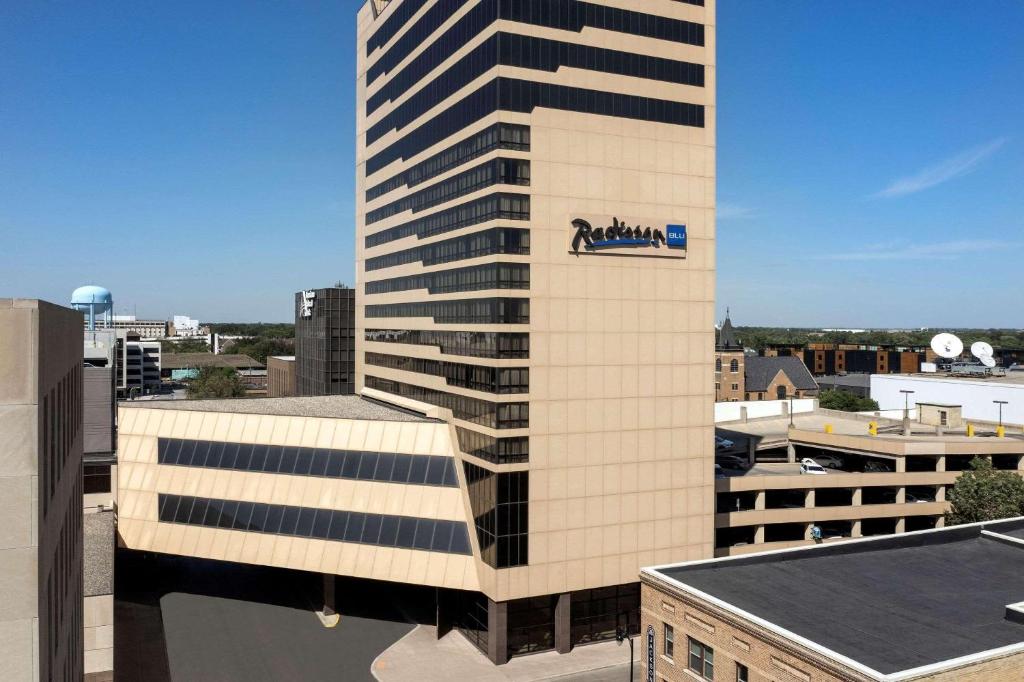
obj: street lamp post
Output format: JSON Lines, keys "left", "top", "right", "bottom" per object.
{"left": 900, "top": 389, "right": 915, "bottom": 435}
{"left": 994, "top": 400, "right": 1009, "bottom": 428}
{"left": 616, "top": 624, "right": 635, "bottom": 682}
{"left": 789, "top": 393, "right": 795, "bottom": 428}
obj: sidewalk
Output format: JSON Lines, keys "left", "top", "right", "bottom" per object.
{"left": 372, "top": 625, "right": 635, "bottom": 682}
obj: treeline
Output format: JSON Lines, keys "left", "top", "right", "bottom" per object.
{"left": 206, "top": 322, "right": 295, "bottom": 338}
{"left": 735, "top": 328, "right": 1024, "bottom": 352}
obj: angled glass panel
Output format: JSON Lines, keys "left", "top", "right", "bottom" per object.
{"left": 293, "top": 447, "right": 314, "bottom": 476}
{"left": 328, "top": 511, "right": 348, "bottom": 541}
{"left": 188, "top": 498, "right": 209, "bottom": 526}
{"left": 177, "top": 440, "right": 197, "bottom": 467}
{"left": 261, "top": 446, "right": 282, "bottom": 473}
{"left": 378, "top": 515, "right": 400, "bottom": 547}
{"left": 190, "top": 441, "right": 211, "bottom": 468}
{"left": 356, "top": 452, "right": 379, "bottom": 480}
{"left": 217, "top": 501, "right": 239, "bottom": 529}
{"left": 163, "top": 439, "right": 181, "bottom": 464}
{"left": 309, "top": 449, "right": 331, "bottom": 478}
{"left": 412, "top": 519, "right": 436, "bottom": 551}
{"left": 279, "top": 506, "right": 300, "bottom": 535}
{"left": 362, "top": 514, "right": 383, "bottom": 545}
{"left": 263, "top": 505, "right": 284, "bottom": 534}
{"left": 441, "top": 460, "right": 458, "bottom": 486}
{"left": 449, "top": 524, "right": 472, "bottom": 555}
{"left": 391, "top": 455, "right": 412, "bottom": 484}
{"left": 233, "top": 502, "right": 255, "bottom": 530}
{"left": 374, "top": 453, "right": 396, "bottom": 482}
{"left": 278, "top": 447, "right": 299, "bottom": 475}
{"left": 312, "top": 509, "right": 333, "bottom": 539}
{"left": 325, "top": 451, "right": 345, "bottom": 478}
{"left": 159, "top": 494, "right": 178, "bottom": 522}
{"left": 206, "top": 442, "right": 225, "bottom": 469}
{"left": 344, "top": 512, "right": 366, "bottom": 543}
{"left": 203, "top": 499, "right": 223, "bottom": 527}
{"left": 173, "top": 496, "right": 194, "bottom": 524}
{"left": 221, "top": 443, "right": 240, "bottom": 470}
{"left": 249, "top": 503, "right": 269, "bottom": 532}
{"left": 341, "top": 451, "right": 361, "bottom": 479}
{"left": 432, "top": 520, "right": 455, "bottom": 553}
{"left": 396, "top": 517, "right": 418, "bottom": 548}
{"left": 295, "top": 508, "right": 316, "bottom": 537}
{"left": 408, "top": 456, "right": 429, "bottom": 485}
{"left": 425, "top": 456, "right": 447, "bottom": 485}
{"left": 248, "top": 444, "right": 268, "bottom": 471}
{"left": 234, "top": 443, "right": 254, "bottom": 471}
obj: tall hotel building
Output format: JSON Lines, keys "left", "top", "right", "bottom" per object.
{"left": 357, "top": 0, "right": 716, "bottom": 662}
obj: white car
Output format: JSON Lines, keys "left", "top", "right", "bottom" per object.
{"left": 715, "top": 436, "right": 735, "bottom": 451}
{"left": 800, "top": 458, "right": 828, "bottom": 475}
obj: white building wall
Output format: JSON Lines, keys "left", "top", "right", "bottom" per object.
{"left": 714, "top": 399, "right": 817, "bottom": 423}
{"left": 871, "top": 374, "right": 1024, "bottom": 426}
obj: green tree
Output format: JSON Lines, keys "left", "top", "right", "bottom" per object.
{"left": 186, "top": 367, "right": 247, "bottom": 399}
{"left": 817, "top": 390, "right": 880, "bottom": 412}
{"left": 946, "top": 457, "right": 1024, "bottom": 525}
{"left": 225, "top": 337, "right": 294, "bottom": 364}
{"left": 161, "top": 337, "right": 210, "bottom": 353}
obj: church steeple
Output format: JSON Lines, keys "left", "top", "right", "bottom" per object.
{"left": 717, "top": 308, "right": 741, "bottom": 350}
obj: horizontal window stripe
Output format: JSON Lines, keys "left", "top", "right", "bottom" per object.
{"left": 367, "top": 124, "right": 529, "bottom": 202}
{"left": 367, "top": 0, "right": 432, "bottom": 56}
{"left": 367, "top": 0, "right": 704, "bottom": 87}
{"left": 365, "top": 227, "right": 530, "bottom": 272}
{"left": 157, "top": 438, "right": 458, "bottom": 487}
{"left": 365, "top": 329, "right": 529, "bottom": 360}
{"left": 366, "top": 376, "right": 529, "bottom": 429}
{"left": 456, "top": 426, "right": 529, "bottom": 464}
{"left": 158, "top": 493, "right": 473, "bottom": 555}
{"left": 365, "top": 262, "right": 529, "bottom": 296}
{"left": 365, "top": 193, "right": 529, "bottom": 248}
{"left": 366, "top": 158, "right": 529, "bottom": 225}
{"left": 365, "top": 297, "right": 529, "bottom": 324}
{"left": 365, "top": 352, "right": 529, "bottom": 394}
{"left": 367, "top": 78, "right": 702, "bottom": 176}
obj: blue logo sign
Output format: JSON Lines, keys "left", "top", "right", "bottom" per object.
{"left": 571, "top": 218, "right": 687, "bottom": 255}
{"left": 666, "top": 224, "right": 687, "bottom": 248}
{"left": 647, "top": 625, "right": 656, "bottom": 682}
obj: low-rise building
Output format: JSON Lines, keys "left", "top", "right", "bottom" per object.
{"left": 872, "top": 371, "right": 1024, "bottom": 426}
{"left": 160, "top": 353, "right": 266, "bottom": 389}
{"left": 266, "top": 356, "right": 296, "bottom": 398}
{"left": 100, "top": 315, "right": 170, "bottom": 339}
{"left": 714, "top": 410, "right": 1024, "bottom": 557}
{"left": 741, "top": 356, "right": 819, "bottom": 402}
{"left": 642, "top": 516, "right": 1024, "bottom": 682}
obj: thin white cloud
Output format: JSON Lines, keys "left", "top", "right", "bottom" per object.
{"left": 816, "top": 239, "right": 1017, "bottom": 261}
{"left": 872, "top": 137, "right": 1008, "bottom": 198}
{"left": 717, "top": 202, "right": 754, "bottom": 219}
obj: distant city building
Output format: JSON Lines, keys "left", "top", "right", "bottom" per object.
{"left": 804, "top": 343, "right": 923, "bottom": 376}
{"left": 267, "top": 356, "right": 297, "bottom": 398}
{"left": 294, "top": 287, "right": 355, "bottom": 396}
{"left": 715, "top": 311, "right": 746, "bottom": 402}
{"left": 642, "top": 517, "right": 1024, "bottom": 682}
{"left": 123, "top": 338, "right": 162, "bottom": 397}
{"left": 171, "top": 315, "right": 204, "bottom": 337}
{"left": 98, "top": 315, "right": 170, "bottom": 339}
{"left": 872, "top": 372, "right": 1024, "bottom": 426}
{"left": 0, "top": 299, "right": 85, "bottom": 681}
{"left": 816, "top": 372, "right": 872, "bottom": 397}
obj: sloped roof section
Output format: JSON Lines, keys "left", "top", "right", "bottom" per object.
{"left": 745, "top": 356, "right": 818, "bottom": 392}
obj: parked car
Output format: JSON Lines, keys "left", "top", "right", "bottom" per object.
{"left": 716, "top": 455, "right": 749, "bottom": 470}
{"left": 715, "top": 436, "right": 735, "bottom": 451}
{"left": 863, "top": 460, "right": 894, "bottom": 473}
{"left": 905, "top": 492, "right": 932, "bottom": 503}
{"left": 812, "top": 453, "right": 844, "bottom": 470}
{"left": 714, "top": 464, "right": 726, "bottom": 479}
{"left": 800, "top": 458, "right": 827, "bottom": 475}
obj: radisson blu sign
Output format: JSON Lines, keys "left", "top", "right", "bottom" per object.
{"left": 570, "top": 217, "right": 687, "bottom": 257}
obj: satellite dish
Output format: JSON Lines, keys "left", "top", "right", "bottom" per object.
{"left": 971, "top": 341, "right": 994, "bottom": 360}
{"left": 930, "top": 333, "right": 964, "bottom": 359}
{"left": 981, "top": 355, "right": 997, "bottom": 368}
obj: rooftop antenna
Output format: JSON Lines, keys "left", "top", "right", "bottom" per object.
{"left": 930, "top": 333, "right": 963, "bottom": 360}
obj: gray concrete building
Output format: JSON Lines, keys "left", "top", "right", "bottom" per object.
{"left": 295, "top": 287, "right": 356, "bottom": 396}
{"left": 0, "top": 299, "right": 85, "bottom": 681}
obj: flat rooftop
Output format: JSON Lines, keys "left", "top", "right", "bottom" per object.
{"left": 162, "top": 353, "right": 265, "bottom": 370}
{"left": 84, "top": 511, "right": 114, "bottom": 597}
{"left": 648, "top": 517, "right": 1024, "bottom": 676}
{"left": 121, "top": 395, "right": 433, "bottom": 422}
{"left": 881, "top": 371, "right": 1024, "bottom": 386}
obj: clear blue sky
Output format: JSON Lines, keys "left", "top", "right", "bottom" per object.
{"left": 2, "top": 1, "right": 1021, "bottom": 325}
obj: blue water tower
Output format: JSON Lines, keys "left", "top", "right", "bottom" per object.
{"left": 71, "top": 285, "right": 114, "bottom": 330}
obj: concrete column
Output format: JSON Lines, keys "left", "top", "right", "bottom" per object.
{"left": 896, "top": 487, "right": 906, "bottom": 504}
{"left": 936, "top": 485, "right": 946, "bottom": 503}
{"left": 754, "top": 491, "right": 766, "bottom": 511}
{"left": 554, "top": 592, "right": 572, "bottom": 654}
{"left": 936, "top": 516, "right": 946, "bottom": 528}
{"left": 754, "top": 525, "right": 765, "bottom": 544}
{"left": 852, "top": 488, "right": 862, "bottom": 506}
{"left": 851, "top": 520, "right": 862, "bottom": 538}
{"left": 804, "top": 523, "right": 814, "bottom": 541}
{"left": 805, "top": 489, "right": 816, "bottom": 508}
{"left": 936, "top": 456, "right": 946, "bottom": 473}
{"left": 747, "top": 437, "right": 756, "bottom": 467}
{"left": 316, "top": 574, "right": 340, "bottom": 628}
{"left": 895, "top": 458, "right": 906, "bottom": 473}
{"left": 787, "top": 444, "right": 797, "bottom": 463}
{"left": 487, "top": 598, "right": 509, "bottom": 665}
{"left": 896, "top": 517, "right": 906, "bottom": 533}
{"left": 740, "top": 406, "right": 748, "bottom": 423}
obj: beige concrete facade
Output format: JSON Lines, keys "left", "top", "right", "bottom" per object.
{"left": 0, "top": 299, "right": 85, "bottom": 682}
{"left": 116, "top": 400, "right": 482, "bottom": 590}
{"left": 267, "top": 356, "right": 297, "bottom": 398}
{"left": 355, "top": 0, "right": 717, "bottom": 609}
